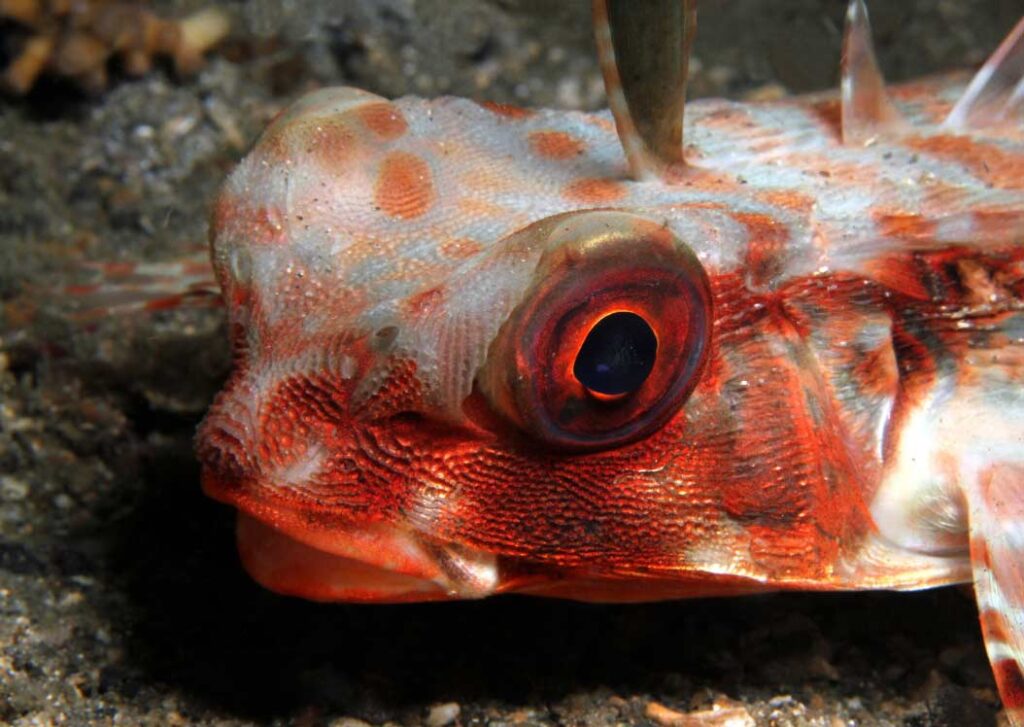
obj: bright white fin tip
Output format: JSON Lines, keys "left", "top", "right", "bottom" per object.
{"left": 945, "top": 16, "right": 1024, "bottom": 130}
{"left": 840, "top": 0, "right": 907, "bottom": 146}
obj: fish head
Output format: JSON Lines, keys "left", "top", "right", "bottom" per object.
{"left": 197, "top": 86, "right": 879, "bottom": 603}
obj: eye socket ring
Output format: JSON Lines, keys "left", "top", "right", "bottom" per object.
{"left": 478, "top": 211, "right": 712, "bottom": 451}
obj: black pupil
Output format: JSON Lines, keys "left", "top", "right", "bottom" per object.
{"left": 573, "top": 312, "right": 657, "bottom": 396}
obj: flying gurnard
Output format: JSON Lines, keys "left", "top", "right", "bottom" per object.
{"left": 180, "top": 1, "right": 1024, "bottom": 719}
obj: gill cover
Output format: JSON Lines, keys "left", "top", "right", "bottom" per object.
{"left": 477, "top": 210, "right": 712, "bottom": 450}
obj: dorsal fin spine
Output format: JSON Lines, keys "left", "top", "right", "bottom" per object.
{"left": 840, "top": 0, "right": 908, "bottom": 146}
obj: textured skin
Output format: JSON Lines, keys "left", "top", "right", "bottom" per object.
{"left": 197, "top": 14, "right": 1024, "bottom": 721}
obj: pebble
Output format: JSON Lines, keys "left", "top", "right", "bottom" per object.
{"left": 645, "top": 698, "right": 756, "bottom": 727}
{"left": 327, "top": 718, "right": 373, "bottom": 727}
{"left": 1, "top": 475, "right": 29, "bottom": 501}
{"left": 426, "top": 702, "right": 461, "bottom": 727}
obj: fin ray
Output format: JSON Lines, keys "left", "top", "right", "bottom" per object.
{"left": 840, "top": 0, "right": 907, "bottom": 145}
{"left": 966, "top": 463, "right": 1024, "bottom": 724}
{"left": 56, "top": 252, "right": 220, "bottom": 321}
{"left": 592, "top": 0, "right": 695, "bottom": 180}
{"left": 945, "top": 16, "right": 1024, "bottom": 129}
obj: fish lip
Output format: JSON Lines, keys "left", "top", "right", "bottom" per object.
{"left": 202, "top": 472, "right": 501, "bottom": 602}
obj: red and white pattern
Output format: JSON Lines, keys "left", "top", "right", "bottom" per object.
{"left": 68, "top": 1, "right": 1024, "bottom": 720}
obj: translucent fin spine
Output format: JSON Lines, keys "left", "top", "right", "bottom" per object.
{"left": 840, "top": 0, "right": 907, "bottom": 145}
{"left": 945, "top": 16, "right": 1024, "bottom": 129}
{"left": 967, "top": 464, "right": 1024, "bottom": 725}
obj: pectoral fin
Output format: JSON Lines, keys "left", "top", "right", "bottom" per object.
{"left": 967, "top": 463, "right": 1024, "bottom": 725}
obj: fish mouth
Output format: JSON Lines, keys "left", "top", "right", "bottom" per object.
{"left": 235, "top": 514, "right": 497, "bottom": 602}
{"left": 203, "top": 474, "right": 502, "bottom": 603}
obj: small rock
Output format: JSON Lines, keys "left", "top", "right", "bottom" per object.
{"left": 0, "top": 475, "right": 29, "bottom": 501}
{"left": 426, "top": 701, "right": 461, "bottom": 727}
{"left": 327, "top": 718, "right": 373, "bottom": 727}
{"left": 646, "top": 698, "right": 755, "bottom": 727}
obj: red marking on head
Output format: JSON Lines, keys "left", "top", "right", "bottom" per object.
{"left": 754, "top": 189, "right": 815, "bottom": 215}
{"left": 889, "top": 77, "right": 964, "bottom": 123}
{"left": 808, "top": 99, "right": 842, "bottom": 138}
{"left": 736, "top": 212, "right": 789, "bottom": 288}
{"left": 563, "top": 178, "right": 626, "bottom": 204}
{"left": 305, "top": 121, "right": 357, "bottom": 170}
{"left": 993, "top": 659, "right": 1024, "bottom": 709}
{"left": 584, "top": 115, "right": 617, "bottom": 134}
{"left": 357, "top": 102, "right": 408, "bottom": 140}
{"left": 439, "top": 237, "right": 484, "bottom": 260}
{"left": 529, "top": 131, "right": 585, "bottom": 160}
{"left": 213, "top": 192, "right": 286, "bottom": 247}
{"left": 404, "top": 286, "right": 445, "bottom": 317}
{"left": 876, "top": 213, "right": 938, "bottom": 246}
{"left": 375, "top": 152, "right": 434, "bottom": 220}
{"left": 904, "top": 134, "right": 1024, "bottom": 190}
{"left": 479, "top": 101, "right": 534, "bottom": 119}
{"left": 252, "top": 206, "right": 287, "bottom": 244}
{"left": 975, "top": 209, "right": 1024, "bottom": 245}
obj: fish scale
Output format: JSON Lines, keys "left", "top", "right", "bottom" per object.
{"left": 55, "top": 1, "right": 1024, "bottom": 721}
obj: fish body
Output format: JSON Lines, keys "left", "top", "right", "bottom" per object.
{"left": 197, "top": 3, "right": 1024, "bottom": 719}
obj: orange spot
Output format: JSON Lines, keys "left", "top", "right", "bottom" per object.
{"left": 439, "top": 237, "right": 484, "bottom": 260}
{"left": 736, "top": 211, "right": 789, "bottom": 288}
{"left": 974, "top": 209, "right": 1024, "bottom": 242}
{"left": 357, "top": 102, "right": 408, "bottom": 140}
{"left": 479, "top": 101, "right": 534, "bottom": 119}
{"left": 529, "top": 131, "right": 585, "bottom": 160}
{"left": 563, "top": 177, "right": 626, "bottom": 203}
{"left": 756, "top": 189, "right": 815, "bottom": 214}
{"left": 405, "top": 286, "right": 445, "bottom": 316}
{"left": 904, "top": 134, "right": 1024, "bottom": 190}
{"left": 250, "top": 206, "right": 287, "bottom": 244}
{"left": 584, "top": 114, "right": 616, "bottom": 134}
{"left": 875, "top": 213, "right": 938, "bottom": 245}
{"left": 304, "top": 120, "right": 357, "bottom": 170}
{"left": 808, "top": 99, "right": 842, "bottom": 137}
{"left": 375, "top": 152, "right": 434, "bottom": 220}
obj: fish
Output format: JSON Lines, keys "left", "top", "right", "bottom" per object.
{"left": 187, "top": 0, "right": 1024, "bottom": 720}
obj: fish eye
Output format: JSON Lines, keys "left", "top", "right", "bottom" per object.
{"left": 477, "top": 210, "right": 712, "bottom": 451}
{"left": 573, "top": 311, "right": 658, "bottom": 397}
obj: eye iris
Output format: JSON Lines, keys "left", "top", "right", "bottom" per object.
{"left": 573, "top": 312, "right": 658, "bottom": 396}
